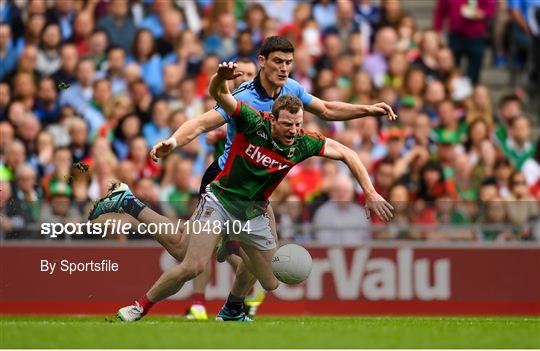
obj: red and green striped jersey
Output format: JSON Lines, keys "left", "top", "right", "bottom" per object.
{"left": 210, "top": 102, "right": 326, "bottom": 220}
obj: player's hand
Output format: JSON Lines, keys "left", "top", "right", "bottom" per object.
{"left": 365, "top": 192, "right": 394, "bottom": 222}
{"left": 217, "top": 61, "right": 244, "bottom": 81}
{"left": 371, "top": 102, "right": 398, "bottom": 121}
{"left": 150, "top": 139, "right": 175, "bottom": 162}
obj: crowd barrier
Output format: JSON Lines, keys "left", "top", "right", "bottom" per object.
{"left": 1, "top": 241, "right": 539, "bottom": 315}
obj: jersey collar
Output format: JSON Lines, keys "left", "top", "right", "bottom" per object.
{"left": 254, "top": 72, "right": 282, "bottom": 100}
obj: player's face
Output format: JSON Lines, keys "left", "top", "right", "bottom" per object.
{"left": 232, "top": 62, "right": 257, "bottom": 89}
{"left": 271, "top": 109, "right": 303, "bottom": 146}
{"left": 259, "top": 51, "right": 294, "bottom": 87}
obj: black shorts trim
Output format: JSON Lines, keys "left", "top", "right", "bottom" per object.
{"left": 199, "top": 158, "right": 222, "bottom": 195}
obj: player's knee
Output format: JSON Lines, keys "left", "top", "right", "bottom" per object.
{"left": 182, "top": 260, "right": 206, "bottom": 280}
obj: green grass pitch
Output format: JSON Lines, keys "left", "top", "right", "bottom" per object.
{"left": 1, "top": 316, "right": 539, "bottom": 348}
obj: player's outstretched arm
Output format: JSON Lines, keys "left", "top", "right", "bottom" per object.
{"left": 306, "top": 96, "right": 398, "bottom": 122}
{"left": 150, "top": 109, "right": 226, "bottom": 162}
{"left": 321, "top": 138, "right": 394, "bottom": 221}
{"left": 209, "top": 62, "right": 243, "bottom": 116}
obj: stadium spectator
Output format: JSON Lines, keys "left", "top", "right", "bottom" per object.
{"left": 373, "top": 183, "right": 410, "bottom": 240}
{"left": 85, "top": 29, "right": 108, "bottom": 70}
{"left": 0, "top": 82, "right": 10, "bottom": 119}
{"left": 50, "top": 43, "right": 78, "bottom": 84}
{"left": 68, "top": 117, "right": 90, "bottom": 164}
{"left": 0, "top": 0, "right": 536, "bottom": 242}
{"left": 112, "top": 113, "right": 141, "bottom": 161}
{"left": 204, "top": 12, "right": 238, "bottom": 61}
{"left": 83, "top": 78, "right": 111, "bottom": 136}
{"left": 500, "top": 116, "right": 536, "bottom": 170}
{"left": 33, "top": 78, "right": 61, "bottom": 125}
{"left": 10, "top": 164, "right": 41, "bottom": 235}
{"left": 504, "top": 171, "right": 538, "bottom": 228}
{"left": 477, "top": 197, "right": 517, "bottom": 241}
{"left": 139, "top": 0, "right": 176, "bottom": 39}
{"left": 96, "top": 0, "right": 137, "bottom": 54}
{"left": 1, "top": 140, "right": 26, "bottom": 182}
{"left": 143, "top": 99, "right": 171, "bottom": 148}
{"left": 373, "top": 158, "right": 395, "bottom": 199}
{"left": 522, "top": 140, "right": 540, "bottom": 188}
{"left": 155, "top": 10, "right": 183, "bottom": 57}
{"left": 363, "top": 26, "right": 397, "bottom": 88}
{"left": 98, "top": 46, "right": 128, "bottom": 96}
{"left": 434, "top": 0, "right": 496, "bottom": 85}
{"left": 0, "top": 121, "right": 15, "bottom": 157}
{"left": 313, "top": 173, "right": 370, "bottom": 244}
{"left": 464, "top": 119, "right": 490, "bottom": 165}
{"left": 129, "top": 29, "right": 163, "bottom": 95}
{"left": 278, "top": 193, "right": 309, "bottom": 243}
{"left": 36, "top": 23, "right": 62, "bottom": 76}
{"left": 58, "top": 58, "right": 95, "bottom": 116}
{"left": 465, "top": 85, "right": 494, "bottom": 126}
{"left": 494, "top": 158, "right": 513, "bottom": 198}
{"left": 0, "top": 24, "right": 19, "bottom": 80}
{"left": 160, "top": 158, "right": 197, "bottom": 221}
{"left": 129, "top": 136, "right": 160, "bottom": 179}
{"left": 71, "top": 11, "right": 94, "bottom": 57}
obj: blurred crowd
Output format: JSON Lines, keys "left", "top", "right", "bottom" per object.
{"left": 0, "top": 0, "right": 539, "bottom": 243}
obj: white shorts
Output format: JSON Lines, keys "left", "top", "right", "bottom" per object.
{"left": 192, "top": 191, "right": 276, "bottom": 251}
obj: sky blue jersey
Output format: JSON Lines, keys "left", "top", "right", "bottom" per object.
{"left": 213, "top": 74, "right": 314, "bottom": 169}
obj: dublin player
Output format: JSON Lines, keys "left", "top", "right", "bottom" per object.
{"left": 89, "top": 36, "right": 397, "bottom": 321}
{"left": 110, "top": 61, "right": 393, "bottom": 322}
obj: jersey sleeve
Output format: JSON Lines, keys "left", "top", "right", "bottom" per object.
{"left": 299, "top": 130, "right": 326, "bottom": 160}
{"left": 289, "top": 78, "right": 314, "bottom": 106}
{"left": 231, "top": 102, "right": 262, "bottom": 133}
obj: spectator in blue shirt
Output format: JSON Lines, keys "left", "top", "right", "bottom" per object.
{"left": 0, "top": 24, "right": 19, "bottom": 80}
{"left": 96, "top": 0, "right": 137, "bottom": 54}
{"left": 139, "top": 0, "right": 176, "bottom": 39}
{"left": 128, "top": 29, "right": 163, "bottom": 95}
{"left": 33, "top": 78, "right": 61, "bottom": 125}
{"left": 142, "top": 99, "right": 171, "bottom": 148}
{"left": 59, "top": 59, "right": 95, "bottom": 120}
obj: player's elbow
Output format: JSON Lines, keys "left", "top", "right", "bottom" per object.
{"left": 338, "top": 147, "right": 355, "bottom": 164}
{"left": 318, "top": 107, "right": 334, "bottom": 121}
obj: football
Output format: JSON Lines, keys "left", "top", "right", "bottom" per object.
{"left": 272, "top": 244, "right": 313, "bottom": 284}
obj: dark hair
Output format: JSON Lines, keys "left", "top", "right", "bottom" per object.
{"left": 39, "top": 22, "right": 61, "bottom": 49}
{"left": 464, "top": 118, "right": 488, "bottom": 151}
{"left": 272, "top": 95, "right": 303, "bottom": 119}
{"left": 259, "top": 36, "right": 294, "bottom": 58}
{"left": 494, "top": 157, "right": 512, "bottom": 169}
{"left": 375, "top": 157, "right": 394, "bottom": 172}
{"left": 107, "top": 45, "right": 125, "bottom": 54}
{"left": 132, "top": 29, "right": 155, "bottom": 61}
{"left": 418, "top": 160, "right": 445, "bottom": 202}
{"left": 508, "top": 115, "right": 530, "bottom": 128}
{"left": 114, "top": 113, "right": 141, "bottom": 141}
{"left": 480, "top": 177, "right": 498, "bottom": 187}
{"left": 509, "top": 170, "right": 526, "bottom": 190}
{"left": 498, "top": 94, "right": 522, "bottom": 109}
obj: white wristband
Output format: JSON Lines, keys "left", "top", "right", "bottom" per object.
{"left": 167, "top": 137, "right": 177, "bottom": 149}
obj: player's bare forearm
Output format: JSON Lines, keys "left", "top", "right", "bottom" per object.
{"left": 306, "top": 97, "right": 397, "bottom": 121}
{"left": 209, "top": 73, "right": 232, "bottom": 112}
{"left": 171, "top": 110, "right": 225, "bottom": 147}
{"left": 322, "top": 138, "right": 376, "bottom": 196}
{"left": 209, "top": 62, "right": 243, "bottom": 116}
{"left": 150, "top": 109, "right": 225, "bottom": 161}
{"left": 321, "top": 138, "right": 393, "bottom": 221}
